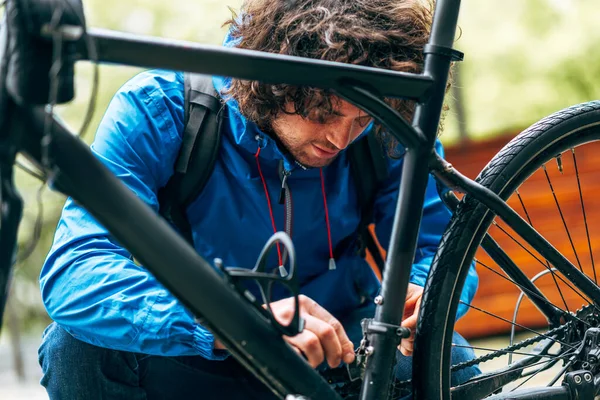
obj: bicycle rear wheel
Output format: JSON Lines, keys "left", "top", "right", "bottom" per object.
{"left": 414, "top": 101, "right": 600, "bottom": 399}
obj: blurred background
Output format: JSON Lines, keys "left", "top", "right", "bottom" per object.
{"left": 2, "top": 0, "right": 600, "bottom": 398}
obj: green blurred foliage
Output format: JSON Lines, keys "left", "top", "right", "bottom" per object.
{"left": 445, "top": 0, "right": 600, "bottom": 143}
{"left": 11, "top": 0, "right": 243, "bottom": 331}
{"left": 9, "top": 0, "right": 600, "bottom": 330}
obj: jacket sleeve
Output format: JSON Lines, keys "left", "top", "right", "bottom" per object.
{"left": 373, "top": 140, "right": 478, "bottom": 319}
{"left": 40, "top": 70, "right": 227, "bottom": 359}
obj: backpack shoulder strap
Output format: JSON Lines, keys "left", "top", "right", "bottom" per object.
{"left": 158, "top": 73, "right": 223, "bottom": 244}
{"left": 347, "top": 133, "right": 389, "bottom": 275}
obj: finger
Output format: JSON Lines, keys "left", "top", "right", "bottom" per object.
{"left": 213, "top": 338, "right": 227, "bottom": 350}
{"left": 300, "top": 296, "right": 355, "bottom": 364}
{"left": 398, "top": 328, "right": 415, "bottom": 357}
{"left": 404, "top": 291, "right": 420, "bottom": 306}
{"left": 285, "top": 329, "right": 326, "bottom": 368}
{"left": 301, "top": 314, "right": 344, "bottom": 368}
{"left": 402, "top": 312, "right": 418, "bottom": 332}
{"left": 400, "top": 315, "right": 418, "bottom": 357}
{"left": 403, "top": 291, "right": 422, "bottom": 315}
{"left": 402, "top": 296, "right": 422, "bottom": 331}
{"left": 399, "top": 316, "right": 416, "bottom": 357}
{"left": 291, "top": 345, "right": 303, "bottom": 357}
{"left": 399, "top": 339, "right": 414, "bottom": 357}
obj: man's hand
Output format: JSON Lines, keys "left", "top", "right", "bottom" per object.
{"left": 215, "top": 295, "right": 355, "bottom": 369}
{"left": 398, "top": 283, "right": 423, "bottom": 357}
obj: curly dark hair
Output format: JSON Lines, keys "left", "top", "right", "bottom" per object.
{"left": 223, "top": 0, "right": 434, "bottom": 151}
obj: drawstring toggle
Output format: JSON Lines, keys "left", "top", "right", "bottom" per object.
{"left": 328, "top": 258, "right": 337, "bottom": 271}
{"left": 278, "top": 265, "right": 288, "bottom": 277}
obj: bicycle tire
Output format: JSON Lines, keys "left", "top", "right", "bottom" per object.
{"left": 414, "top": 100, "right": 600, "bottom": 400}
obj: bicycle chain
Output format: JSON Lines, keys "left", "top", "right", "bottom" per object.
{"left": 392, "top": 322, "right": 572, "bottom": 391}
{"left": 329, "top": 306, "right": 594, "bottom": 397}
{"left": 453, "top": 323, "right": 570, "bottom": 371}
{"left": 326, "top": 325, "right": 569, "bottom": 398}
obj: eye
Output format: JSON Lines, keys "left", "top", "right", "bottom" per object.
{"left": 307, "top": 112, "right": 339, "bottom": 125}
{"left": 355, "top": 115, "right": 373, "bottom": 128}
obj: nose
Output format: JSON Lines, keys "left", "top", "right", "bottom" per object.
{"left": 325, "top": 120, "right": 357, "bottom": 150}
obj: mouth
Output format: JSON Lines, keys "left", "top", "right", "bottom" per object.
{"left": 312, "top": 144, "right": 339, "bottom": 160}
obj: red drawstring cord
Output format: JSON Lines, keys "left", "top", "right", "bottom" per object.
{"left": 320, "top": 169, "right": 336, "bottom": 270}
{"left": 255, "top": 147, "right": 283, "bottom": 267}
{"left": 255, "top": 146, "right": 335, "bottom": 271}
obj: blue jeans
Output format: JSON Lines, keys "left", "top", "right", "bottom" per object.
{"left": 39, "top": 304, "right": 480, "bottom": 399}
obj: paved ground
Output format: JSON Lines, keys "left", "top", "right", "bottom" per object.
{"left": 0, "top": 333, "right": 46, "bottom": 400}
{"left": 0, "top": 331, "right": 564, "bottom": 399}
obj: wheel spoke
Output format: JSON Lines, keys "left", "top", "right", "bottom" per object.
{"left": 515, "top": 189, "right": 570, "bottom": 313}
{"left": 542, "top": 164, "right": 584, "bottom": 273}
{"left": 546, "top": 357, "right": 576, "bottom": 387}
{"left": 459, "top": 301, "right": 577, "bottom": 351}
{"left": 492, "top": 221, "right": 598, "bottom": 313}
{"left": 571, "top": 148, "right": 597, "bottom": 284}
{"left": 474, "top": 259, "right": 590, "bottom": 328}
{"left": 510, "top": 358, "right": 562, "bottom": 391}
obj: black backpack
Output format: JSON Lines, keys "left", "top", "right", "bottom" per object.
{"left": 157, "top": 73, "right": 389, "bottom": 274}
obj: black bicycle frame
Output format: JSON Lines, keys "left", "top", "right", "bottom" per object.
{"left": 1, "top": 0, "right": 596, "bottom": 399}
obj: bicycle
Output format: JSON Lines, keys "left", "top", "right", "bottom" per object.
{"left": 0, "top": 0, "right": 599, "bottom": 399}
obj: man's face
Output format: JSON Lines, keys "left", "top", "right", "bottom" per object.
{"left": 271, "top": 99, "right": 373, "bottom": 168}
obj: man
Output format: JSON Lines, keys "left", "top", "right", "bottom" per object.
{"left": 38, "top": 0, "right": 479, "bottom": 398}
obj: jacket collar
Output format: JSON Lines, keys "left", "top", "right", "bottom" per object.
{"left": 213, "top": 75, "right": 301, "bottom": 171}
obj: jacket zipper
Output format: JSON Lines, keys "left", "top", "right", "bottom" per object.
{"left": 278, "top": 161, "right": 293, "bottom": 276}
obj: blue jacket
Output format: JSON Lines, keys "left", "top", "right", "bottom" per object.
{"left": 40, "top": 69, "right": 478, "bottom": 360}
